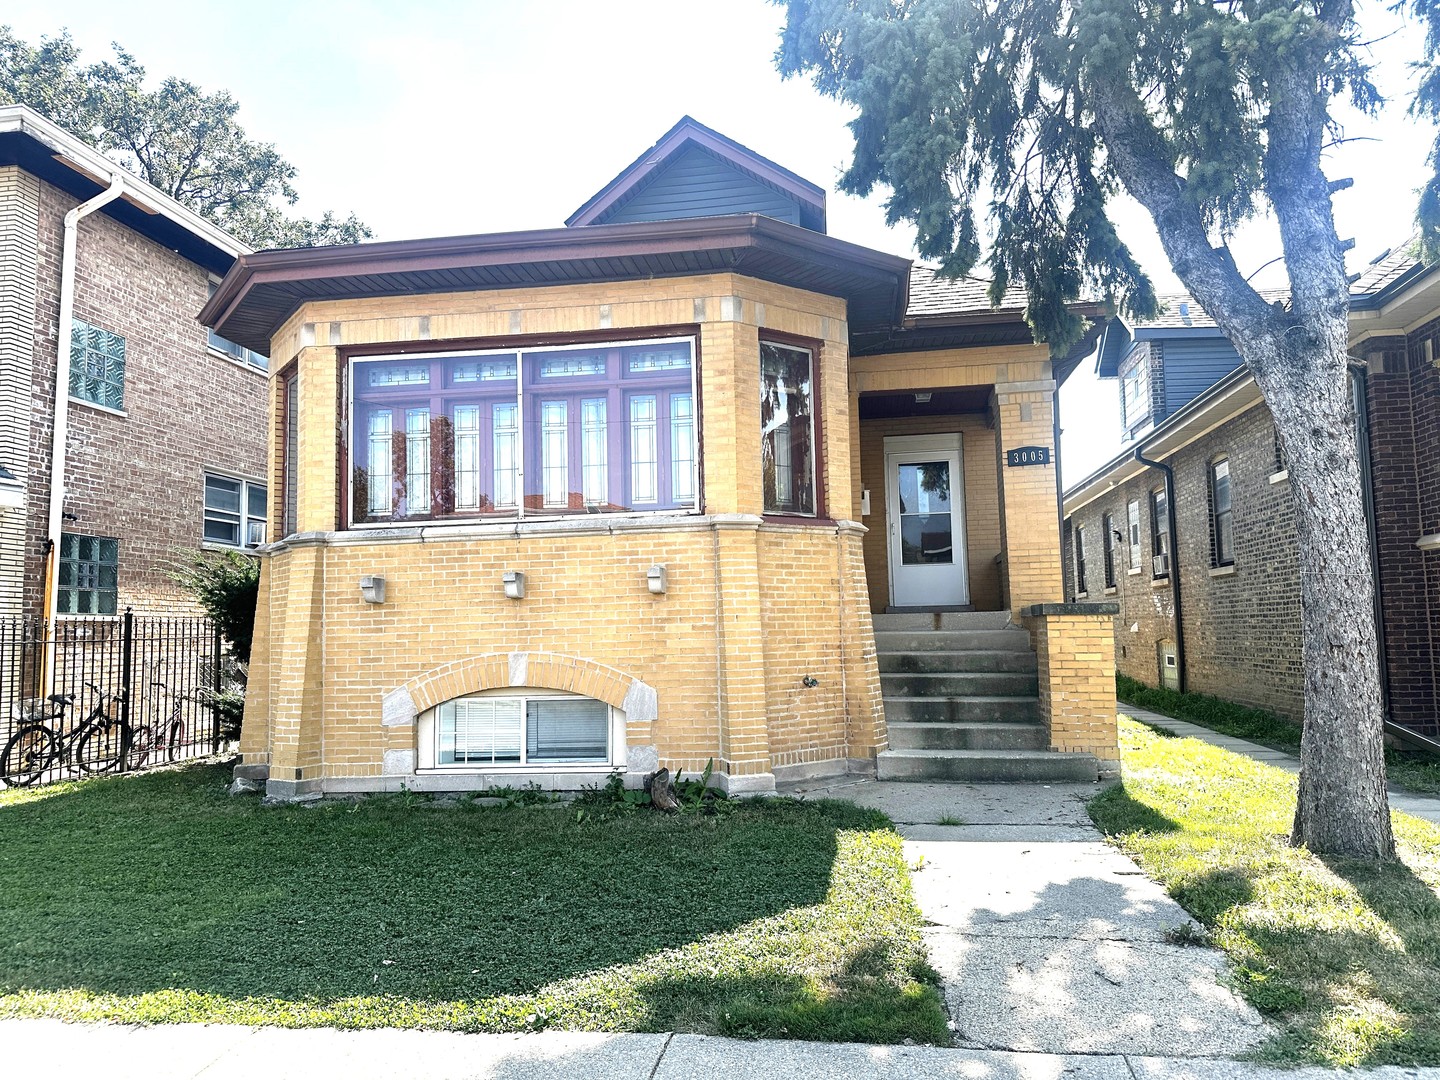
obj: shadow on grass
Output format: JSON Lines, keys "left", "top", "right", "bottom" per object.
{"left": 0, "top": 765, "right": 875, "bottom": 1013}
{"left": 1087, "top": 781, "right": 1183, "bottom": 836}
{"left": 633, "top": 941, "right": 948, "bottom": 1045}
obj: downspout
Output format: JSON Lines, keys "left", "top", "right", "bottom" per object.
{"left": 1133, "top": 447, "right": 1186, "bottom": 693}
{"left": 42, "top": 175, "right": 126, "bottom": 693}
{"left": 1053, "top": 383, "right": 1066, "bottom": 594}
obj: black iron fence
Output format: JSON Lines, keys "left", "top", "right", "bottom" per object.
{"left": 0, "top": 610, "right": 225, "bottom": 788}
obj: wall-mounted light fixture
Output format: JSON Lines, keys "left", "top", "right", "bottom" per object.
{"left": 503, "top": 570, "right": 526, "bottom": 600}
{"left": 646, "top": 565, "right": 668, "bottom": 595}
{"left": 359, "top": 575, "right": 386, "bottom": 604}
{"left": 801, "top": 675, "right": 819, "bottom": 688}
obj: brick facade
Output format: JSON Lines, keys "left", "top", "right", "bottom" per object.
{"left": 240, "top": 273, "right": 1111, "bottom": 798}
{"left": 0, "top": 167, "right": 267, "bottom": 618}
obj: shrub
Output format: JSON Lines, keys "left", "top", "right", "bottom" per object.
{"left": 166, "top": 549, "right": 260, "bottom": 662}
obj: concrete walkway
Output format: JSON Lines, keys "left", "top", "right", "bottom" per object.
{"left": 7, "top": 1019, "right": 1440, "bottom": 1079}
{"left": 1123, "top": 705, "right": 1440, "bottom": 825}
{"left": 790, "top": 776, "right": 1269, "bottom": 1058}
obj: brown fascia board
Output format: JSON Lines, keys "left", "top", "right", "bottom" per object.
{"left": 902, "top": 299, "right": 1108, "bottom": 329}
{"left": 565, "top": 116, "right": 827, "bottom": 228}
{"left": 200, "top": 214, "right": 912, "bottom": 343}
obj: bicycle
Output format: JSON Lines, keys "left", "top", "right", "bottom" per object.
{"left": 128, "top": 680, "right": 211, "bottom": 768}
{"left": 0, "top": 682, "right": 130, "bottom": 787}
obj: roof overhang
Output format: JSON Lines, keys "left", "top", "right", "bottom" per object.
{"left": 0, "top": 104, "right": 247, "bottom": 275}
{"left": 0, "top": 465, "right": 23, "bottom": 511}
{"left": 201, "top": 214, "right": 913, "bottom": 357}
{"left": 1348, "top": 263, "right": 1440, "bottom": 346}
{"left": 1063, "top": 365, "right": 1263, "bottom": 515}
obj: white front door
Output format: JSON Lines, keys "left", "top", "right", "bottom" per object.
{"left": 885, "top": 434, "right": 969, "bottom": 608}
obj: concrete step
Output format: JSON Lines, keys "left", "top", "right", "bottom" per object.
{"left": 873, "top": 629, "right": 1033, "bottom": 654}
{"left": 882, "top": 695, "right": 1041, "bottom": 724}
{"left": 881, "top": 671, "right": 1039, "bottom": 698}
{"left": 887, "top": 721, "right": 1048, "bottom": 751}
{"left": 872, "top": 611, "right": 1015, "bottom": 631}
{"left": 876, "top": 748, "right": 1101, "bottom": 783}
{"left": 878, "top": 650, "right": 1038, "bottom": 674}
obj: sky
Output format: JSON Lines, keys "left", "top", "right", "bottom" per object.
{"left": 9, "top": 0, "right": 1434, "bottom": 484}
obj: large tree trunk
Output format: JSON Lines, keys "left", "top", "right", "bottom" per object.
{"left": 1246, "top": 323, "right": 1393, "bottom": 858}
{"left": 1089, "top": 55, "right": 1395, "bottom": 858}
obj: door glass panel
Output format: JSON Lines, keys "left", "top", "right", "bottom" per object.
{"left": 897, "top": 462, "right": 952, "bottom": 514}
{"left": 900, "top": 514, "right": 954, "bottom": 564}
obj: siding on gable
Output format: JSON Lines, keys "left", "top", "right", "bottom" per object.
{"left": 1158, "top": 337, "right": 1244, "bottom": 418}
{"left": 602, "top": 146, "right": 802, "bottom": 226}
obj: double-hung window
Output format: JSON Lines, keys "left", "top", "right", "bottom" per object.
{"left": 1101, "top": 512, "right": 1116, "bottom": 589}
{"left": 204, "top": 474, "right": 267, "bottom": 548}
{"left": 1074, "top": 526, "right": 1088, "bottom": 596}
{"left": 1150, "top": 487, "right": 1170, "bottom": 578}
{"left": 58, "top": 534, "right": 118, "bottom": 615}
{"left": 70, "top": 319, "right": 125, "bottom": 411}
{"left": 1211, "top": 459, "right": 1234, "bottom": 566}
{"left": 1127, "top": 499, "right": 1141, "bottom": 571}
{"left": 760, "top": 341, "right": 817, "bottom": 516}
{"left": 350, "top": 338, "right": 698, "bottom": 523}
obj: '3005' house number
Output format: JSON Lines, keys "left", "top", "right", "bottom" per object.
{"left": 1005, "top": 446, "right": 1052, "bottom": 467}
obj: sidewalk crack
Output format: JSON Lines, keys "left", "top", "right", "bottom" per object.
{"left": 648, "top": 1031, "right": 676, "bottom": 1080}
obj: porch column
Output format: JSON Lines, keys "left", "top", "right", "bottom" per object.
{"left": 993, "top": 379, "right": 1065, "bottom": 616}
{"left": 837, "top": 521, "right": 887, "bottom": 761}
{"left": 712, "top": 517, "right": 775, "bottom": 793}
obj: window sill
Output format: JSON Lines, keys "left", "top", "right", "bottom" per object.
{"left": 1209, "top": 564, "right": 1237, "bottom": 578}
{"left": 1104, "top": 586, "right": 1118, "bottom": 596}
{"left": 207, "top": 347, "right": 270, "bottom": 376}
{"left": 1151, "top": 577, "right": 1170, "bottom": 589}
{"left": 1075, "top": 592, "right": 1089, "bottom": 600}
{"left": 68, "top": 396, "right": 127, "bottom": 419}
{"left": 1269, "top": 470, "right": 1289, "bottom": 485}
{"left": 200, "top": 540, "right": 262, "bottom": 555}
{"left": 1127, "top": 567, "right": 1143, "bottom": 577}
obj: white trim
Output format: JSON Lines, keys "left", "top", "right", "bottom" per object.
{"left": 67, "top": 396, "right": 127, "bottom": 419}
{"left": 1209, "top": 564, "right": 1237, "bottom": 578}
{"left": 1268, "top": 469, "right": 1289, "bottom": 485}
{"left": 415, "top": 687, "right": 626, "bottom": 773}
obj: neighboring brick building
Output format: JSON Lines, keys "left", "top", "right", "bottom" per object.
{"left": 0, "top": 105, "right": 268, "bottom": 619}
{"left": 1065, "top": 255, "right": 1440, "bottom": 739}
{"left": 203, "top": 117, "right": 1121, "bottom": 800}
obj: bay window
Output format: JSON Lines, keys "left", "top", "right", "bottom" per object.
{"left": 350, "top": 337, "right": 698, "bottom": 523}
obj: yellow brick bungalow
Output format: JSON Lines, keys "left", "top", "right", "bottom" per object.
{"left": 201, "top": 118, "right": 1120, "bottom": 800}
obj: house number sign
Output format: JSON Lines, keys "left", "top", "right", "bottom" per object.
{"left": 1005, "top": 446, "right": 1051, "bottom": 467}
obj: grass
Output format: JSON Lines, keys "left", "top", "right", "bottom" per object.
{"left": 0, "top": 766, "right": 947, "bottom": 1044}
{"left": 1117, "top": 674, "right": 1440, "bottom": 795}
{"left": 1090, "top": 717, "right": 1440, "bottom": 1066}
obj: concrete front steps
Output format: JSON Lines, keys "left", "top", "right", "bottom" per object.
{"left": 872, "top": 611, "right": 1101, "bottom": 782}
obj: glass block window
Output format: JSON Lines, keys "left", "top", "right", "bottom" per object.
{"left": 436, "top": 693, "right": 609, "bottom": 766}
{"left": 58, "top": 533, "right": 118, "bottom": 615}
{"left": 349, "top": 337, "right": 697, "bottom": 524}
{"left": 204, "top": 474, "right": 268, "bottom": 548}
{"left": 70, "top": 319, "right": 125, "bottom": 411}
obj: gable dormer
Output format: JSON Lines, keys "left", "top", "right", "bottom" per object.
{"left": 566, "top": 116, "right": 827, "bottom": 232}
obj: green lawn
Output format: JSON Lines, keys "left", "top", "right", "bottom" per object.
{"left": 1116, "top": 675, "right": 1440, "bottom": 794}
{"left": 0, "top": 766, "right": 946, "bottom": 1044}
{"left": 1091, "top": 717, "right": 1440, "bottom": 1066}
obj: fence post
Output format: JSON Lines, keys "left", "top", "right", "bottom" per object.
{"left": 212, "top": 622, "right": 222, "bottom": 753}
{"left": 119, "top": 608, "right": 134, "bottom": 752}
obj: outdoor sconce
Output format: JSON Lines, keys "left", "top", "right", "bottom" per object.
{"left": 359, "top": 575, "right": 386, "bottom": 604}
{"left": 646, "top": 565, "right": 668, "bottom": 595}
{"left": 802, "top": 675, "right": 819, "bottom": 688}
{"left": 503, "top": 570, "right": 527, "bottom": 600}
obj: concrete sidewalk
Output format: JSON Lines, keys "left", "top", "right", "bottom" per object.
{"left": 6, "top": 1019, "right": 1440, "bottom": 1079}
{"left": 790, "top": 776, "right": 1268, "bottom": 1057}
{"left": 1123, "top": 706, "right": 1440, "bottom": 825}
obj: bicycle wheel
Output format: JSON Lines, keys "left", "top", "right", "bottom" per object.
{"left": 165, "top": 716, "right": 187, "bottom": 762}
{"left": 76, "top": 716, "right": 126, "bottom": 774}
{"left": 126, "top": 724, "right": 155, "bottom": 770}
{"left": 1, "top": 725, "right": 58, "bottom": 787}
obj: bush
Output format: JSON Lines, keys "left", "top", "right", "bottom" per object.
{"left": 166, "top": 549, "right": 260, "bottom": 662}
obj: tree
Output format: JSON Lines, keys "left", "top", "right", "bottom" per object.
{"left": 0, "top": 27, "right": 369, "bottom": 249}
{"left": 777, "top": 0, "right": 1440, "bottom": 858}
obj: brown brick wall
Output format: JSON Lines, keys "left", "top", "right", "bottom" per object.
{"left": 1066, "top": 402, "right": 1304, "bottom": 719}
{"left": 18, "top": 178, "right": 267, "bottom": 616}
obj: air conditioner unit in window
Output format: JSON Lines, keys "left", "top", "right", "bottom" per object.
{"left": 1152, "top": 553, "right": 1171, "bottom": 576}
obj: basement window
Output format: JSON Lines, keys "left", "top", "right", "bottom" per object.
{"left": 429, "top": 692, "right": 615, "bottom": 768}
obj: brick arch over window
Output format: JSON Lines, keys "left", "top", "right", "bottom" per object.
{"left": 380, "top": 652, "right": 659, "bottom": 740}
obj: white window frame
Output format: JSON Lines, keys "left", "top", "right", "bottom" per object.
{"left": 203, "top": 472, "right": 268, "bottom": 549}
{"left": 416, "top": 688, "right": 626, "bottom": 773}
{"left": 347, "top": 335, "right": 700, "bottom": 527}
